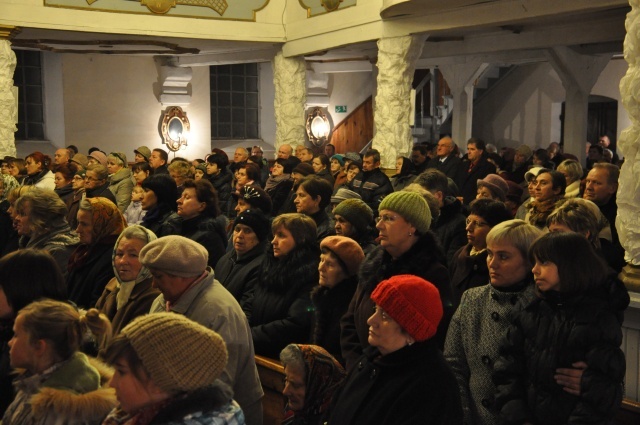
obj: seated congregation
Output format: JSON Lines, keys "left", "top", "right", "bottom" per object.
{"left": 0, "top": 137, "right": 631, "bottom": 425}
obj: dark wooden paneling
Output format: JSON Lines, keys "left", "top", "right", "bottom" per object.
{"left": 330, "top": 96, "right": 373, "bottom": 154}
{"left": 256, "top": 355, "right": 286, "bottom": 425}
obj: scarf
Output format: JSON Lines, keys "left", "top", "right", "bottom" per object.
{"left": 265, "top": 173, "right": 291, "bottom": 192}
{"left": 528, "top": 196, "right": 564, "bottom": 228}
{"left": 282, "top": 345, "right": 346, "bottom": 424}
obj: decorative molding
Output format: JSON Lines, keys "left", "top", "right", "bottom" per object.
{"left": 298, "top": 0, "right": 355, "bottom": 17}
{"left": 140, "top": 0, "right": 228, "bottom": 15}
{"left": 11, "top": 39, "right": 199, "bottom": 55}
{"left": 0, "top": 26, "right": 22, "bottom": 41}
{"left": 157, "top": 58, "right": 193, "bottom": 106}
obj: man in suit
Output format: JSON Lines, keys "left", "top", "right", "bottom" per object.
{"left": 455, "top": 138, "right": 496, "bottom": 205}
{"left": 426, "top": 136, "right": 461, "bottom": 179}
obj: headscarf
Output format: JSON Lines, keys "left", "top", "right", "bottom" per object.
{"left": 283, "top": 345, "right": 346, "bottom": 424}
{"left": 111, "top": 225, "right": 157, "bottom": 310}
{"left": 68, "top": 197, "right": 126, "bottom": 272}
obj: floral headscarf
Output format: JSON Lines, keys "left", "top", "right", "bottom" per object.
{"left": 283, "top": 344, "right": 346, "bottom": 424}
{"left": 86, "top": 197, "right": 126, "bottom": 244}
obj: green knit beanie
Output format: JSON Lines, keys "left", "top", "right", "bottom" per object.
{"left": 333, "top": 198, "right": 374, "bottom": 235}
{"left": 378, "top": 191, "right": 432, "bottom": 234}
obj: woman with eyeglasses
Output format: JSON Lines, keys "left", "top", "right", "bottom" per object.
{"left": 449, "top": 198, "right": 512, "bottom": 306}
{"left": 340, "top": 191, "right": 454, "bottom": 371}
{"left": 84, "top": 164, "right": 117, "bottom": 205}
{"left": 106, "top": 152, "right": 134, "bottom": 213}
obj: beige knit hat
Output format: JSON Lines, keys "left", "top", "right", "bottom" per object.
{"left": 121, "top": 313, "right": 228, "bottom": 394}
{"left": 139, "top": 235, "right": 208, "bottom": 277}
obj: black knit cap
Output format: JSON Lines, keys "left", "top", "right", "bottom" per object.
{"left": 235, "top": 209, "right": 270, "bottom": 242}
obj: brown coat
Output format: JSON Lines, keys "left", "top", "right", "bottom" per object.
{"left": 95, "top": 276, "right": 160, "bottom": 339}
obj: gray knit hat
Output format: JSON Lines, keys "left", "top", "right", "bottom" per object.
{"left": 378, "top": 191, "right": 432, "bottom": 234}
{"left": 89, "top": 151, "right": 108, "bottom": 166}
{"left": 333, "top": 198, "right": 373, "bottom": 235}
{"left": 121, "top": 313, "right": 227, "bottom": 394}
{"left": 139, "top": 235, "right": 208, "bottom": 277}
{"left": 330, "top": 188, "right": 362, "bottom": 204}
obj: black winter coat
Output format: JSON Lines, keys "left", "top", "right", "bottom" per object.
{"left": 427, "top": 154, "right": 463, "bottom": 180}
{"left": 243, "top": 248, "right": 319, "bottom": 359}
{"left": 449, "top": 243, "right": 489, "bottom": 307}
{"left": 266, "top": 178, "right": 293, "bottom": 216}
{"left": 85, "top": 182, "right": 117, "bottom": 205}
{"left": 493, "top": 276, "right": 629, "bottom": 425}
{"left": 164, "top": 213, "right": 227, "bottom": 268}
{"left": 67, "top": 241, "right": 115, "bottom": 308}
{"left": 340, "top": 232, "right": 454, "bottom": 371}
{"left": 311, "top": 276, "right": 358, "bottom": 366}
{"left": 208, "top": 171, "right": 233, "bottom": 217}
{"left": 310, "top": 209, "right": 335, "bottom": 242}
{"left": 329, "top": 340, "right": 463, "bottom": 425}
{"left": 349, "top": 168, "right": 393, "bottom": 212}
{"left": 432, "top": 196, "right": 468, "bottom": 267}
{"left": 214, "top": 241, "right": 266, "bottom": 308}
{"left": 455, "top": 156, "right": 497, "bottom": 205}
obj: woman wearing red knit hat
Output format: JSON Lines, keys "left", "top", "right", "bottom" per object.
{"left": 329, "top": 274, "right": 463, "bottom": 425}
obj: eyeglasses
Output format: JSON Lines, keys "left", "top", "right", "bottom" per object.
{"left": 376, "top": 214, "right": 399, "bottom": 224}
{"left": 84, "top": 176, "right": 102, "bottom": 182}
{"left": 466, "top": 218, "right": 489, "bottom": 228}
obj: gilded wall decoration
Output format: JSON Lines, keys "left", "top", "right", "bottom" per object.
{"left": 45, "top": 0, "right": 269, "bottom": 21}
{"left": 298, "top": 0, "right": 356, "bottom": 17}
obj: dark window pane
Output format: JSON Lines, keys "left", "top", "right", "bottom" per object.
{"left": 210, "top": 74, "right": 217, "bottom": 89}
{"left": 27, "top": 105, "right": 43, "bottom": 122}
{"left": 246, "top": 77, "right": 258, "bottom": 92}
{"left": 26, "top": 89, "right": 42, "bottom": 104}
{"left": 218, "top": 108, "right": 231, "bottom": 122}
{"left": 231, "top": 64, "right": 244, "bottom": 74}
{"left": 25, "top": 68, "right": 41, "bottom": 84}
{"left": 232, "top": 124, "right": 245, "bottom": 138}
{"left": 210, "top": 95, "right": 217, "bottom": 107}
{"left": 232, "top": 109, "right": 245, "bottom": 124}
{"left": 232, "top": 76, "right": 244, "bottom": 91}
{"left": 218, "top": 65, "right": 231, "bottom": 75}
{"left": 246, "top": 93, "right": 258, "bottom": 108}
{"left": 218, "top": 124, "right": 231, "bottom": 138}
{"left": 246, "top": 109, "right": 258, "bottom": 124}
{"left": 218, "top": 75, "right": 230, "bottom": 91}
{"left": 247, "top": 125, "right": 259, "bottom": 139}
{"left": 218, "top": 92, "right": 231, "bottom": 107}
{"left": 24, "top": 53, "right": 41, "bottom": 67}
{"left": 14, "top": 70, "right": 23, "bottom": 85}
{"left": 246, "top": 63, "right": 258, "bottom": 76}
{"left": 28, "top": 123, "right": 44, "bottom": 139}
{"left": 232, "top": 93, "right": 245, "bottom": 107}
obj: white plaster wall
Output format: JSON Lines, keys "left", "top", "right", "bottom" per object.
{"left": 61, "top": 54, "right": 212, "bottom": 161}
{"left": 327, "top": 71, "right": 374, "bottom": 127}
{"left": 473, "top": 62, "right": 564, "bottom": 151}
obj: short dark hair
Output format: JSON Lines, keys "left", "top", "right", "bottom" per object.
{"left": 142, "top": 174, "right": 178, "bottom": 211}
{"left": 534, "top": 148, "right": 550, "bottom": 163}
{"left": 153, "top": 148, "right": 169, "bottom": 163}
{"left": 469, "top": 198, "right": 512, "bottom": 227}
{"left": 364, "top": 149, "right": 381, "bottom": 163}
{"left": 53, "top": 162, "right": 79, "bottom": 182}
{"left": 206, "top": 153, "right": 228, "bottom": 170}
{"left": 132, "top": 161, "right": 151, "bottom": 174}
{"left": 591, "top": 163, "right": 620, "bottom": 186}
{"left": 182, "top": 179, "right": 220, "bottom": 217}
{"left": 314, "top": 154, "right": 331, "bottom": 169}
{"left": 412, "top": 145, "right": 428, "bottom": 155}
{"left": 529, "top": 232, "right": 608, "bottom": 293}
{"left": 298, "top": 176, "right": 334, "bottom": 210}
{"left": 536, "top": 169, "right": 566, "bottom": 196}
{"left": 241, "top": 163, "right": 261, "bottom": 182}
{"left": 467, "top": 137, "right": 486, "bottom": 151}
{"left": 414, "top": 169, "right": 449, "bottom": 195}
{"left": 589, "top": 144, "right": 604, "bottom": 155}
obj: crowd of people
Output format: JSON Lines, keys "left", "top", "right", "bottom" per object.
{"left": 0, "top": 135, "right": 630, "bottom": 425}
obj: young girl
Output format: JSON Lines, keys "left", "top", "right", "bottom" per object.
{"left": 102, "top": 312, "right": 244, "bottom": 425}
{"left": 494, "top": 232, "right": 629, "bottom": 425}
{"left": 3, "top": 299, "right": 116, "bottom": 424}
{"left": 123, "top": 185, "right": 147, "bottom": 225}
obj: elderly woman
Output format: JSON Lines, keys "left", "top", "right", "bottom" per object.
{"left": 243, "top": 213, "right": 319, "bottom": 358}
{"left": 390, "top": 156, "right": 417, "bottom": 191}
{"left": 140, "top": 173, "right": 177, "bottom": 236}
{"left": 556, "top": 159, "right": 583, "bottom": 198}
{"left": 85, "top": 164, "right": 117, "bottom": 204}
{"left": 476, "top": 174, "right": 509, "bottom": 202}
{"left": 22, "top": 152, "right": 55, "bottom": 190}
{"left": 14, "top": 189, "right": 80, "bottom": 278}
{"left": 168, "top": 159, "right": 191, "bottom": 192}
{"left": 294, "top": 176, "right": 335, "bottom": 241}
{"left": 449, "top": 198, "right": 512, "bottom": 305}
{"left": 340, "top": 191, "right": 454, "bottom": 370}
{"left": 265, "top": 157, "right": 295, "bottom": 214}
{"left": 106, "top": 152, "right": 134, "bottom": 212}
{"left": 67, "top": 197, "right": 126, "bottom": 308}
{"left": 332, "top": 198, "right": 376, "bottom": 255}
{"left": 312, "top": 236, "right": 364, "bottom": 365}
{"left": 168, "top": 178, "right": 227, "bottom": 267}
{"left": 547, "top": 197, "right": 625, "bottom": 272}
{"left": 215, "top": 209, "right": 270, "bottom": 306}
{"left": 53, "top": 162, "right": 78, "bottom": 205}
{"left": 444, "top": 220, "right": 543, "bottom": 425}
{"left": 525, "top": 169, "right": 566, "bottom": 229}
{"left": 95, "top": 225, "right": 160, "bottom": 339}
{"left": 331, "top": 274, "right": 463, "bottom": 424}
{"left": 280, "top": 344, "right": 346, "bottom": 425}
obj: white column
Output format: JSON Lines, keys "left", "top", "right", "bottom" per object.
{"left": 545, "top": 46, "right": 610, "bottom": 165}
{"left": 616, "top": 0, "right": 640, "bottom": 402}
{"left": 0, "top": 34, "right": 18, "bottom": 158}
{"left": 272, "top": 52, "right": 306, "bottom": 150}
{"left": 438, "top": 61, "right": 488, "bottom": 146}
{"left": 373, "top": 35, "right": 425, "bottom": 168}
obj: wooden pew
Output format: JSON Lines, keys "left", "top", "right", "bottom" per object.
{"left": 616, "top": 398, "right": 640, "bottom": 425}
{"left": 256, "top": 355, "right": 286, "bottom": 425}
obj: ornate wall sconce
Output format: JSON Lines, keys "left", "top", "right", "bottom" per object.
{"left": 305, "top": 107, "right": 332, "bottom": 147}
{"left": 160, "top": 106, "right": 190, "bottom": 152}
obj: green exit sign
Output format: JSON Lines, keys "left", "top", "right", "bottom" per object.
{"left": 335, "top": 105, "right": 347, "bottom": 113}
